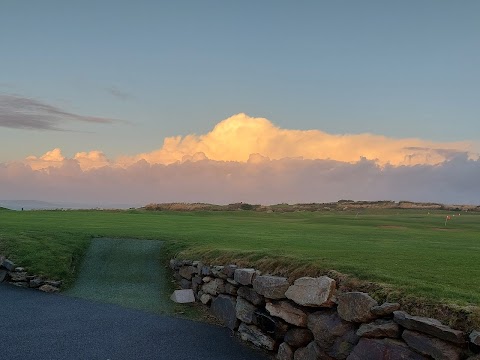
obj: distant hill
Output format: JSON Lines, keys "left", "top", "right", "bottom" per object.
{"left": 0, "top": 200, "right": 140, "bottom": 210}
{"left": 143, "top": 200, "right": 480, "bottom": 213}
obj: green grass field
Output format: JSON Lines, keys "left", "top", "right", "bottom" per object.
{"left": 0, "top": 207, "right": 479, "bottom": 326}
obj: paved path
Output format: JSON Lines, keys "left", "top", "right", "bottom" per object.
{"left": 0, "top": 284, "right": 269, "bottom": 360}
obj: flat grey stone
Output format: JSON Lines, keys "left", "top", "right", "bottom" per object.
{"left": 394, "top": 311, "right": 465, "bottom": 344}
{"left": 170, "top": 289, "right": 195, "bottom": 303}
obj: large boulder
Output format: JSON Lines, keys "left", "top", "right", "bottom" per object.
{"left": 285, "top": 276, "right": 336, "bottom": 307}
{"left": 266, "top": 301, "right": 308, "bottom": 327}
{"left": 356, "top": 319, "right": 401, "bottom": 338}
{"left": 236, "top": 297, "right": 257, "bottom": 324}
{"left": 393, "top": 311, "right": 465, "bottom": 344}
{"left": 234, "top": 268, "right": 258, "bottom": 286}
{"left": 337, "top": 292, "right": 378, "bottom": 323}
{"left": 253, "top": 276, "right": 290, "bottom": 299}
{"left": 238, "top": 286, "right": 265, "bottom": 306}
{"left": 211, "top": 294, "right": 238, "bottom": 330}
{"left": 402, "top": 330, "right": 462, "bottom": 360}
{"left": 201, "top": 278, "right": 225, "bottom": 296}
{"left": 284, "top": 328, "right": 314, "bottom": 348}
{"left": 347, "top": 338, "right": 428, "bottom": 360}
{"left": 238, "top": 323, "right": 276, "bottom": 351}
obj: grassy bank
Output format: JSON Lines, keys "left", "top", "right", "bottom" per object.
{"left": 0, "top": 208, "right": 479, "bottom": 327}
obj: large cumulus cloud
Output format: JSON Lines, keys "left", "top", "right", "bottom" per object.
{"left": 2, "top": 114, "right": 480, "bottom": 206}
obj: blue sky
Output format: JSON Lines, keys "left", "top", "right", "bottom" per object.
{"left": 2, "top": 1, "right": 480, "bottom": 207}
{"left": 1, "top": 0, "right": 479, "bottom": 163}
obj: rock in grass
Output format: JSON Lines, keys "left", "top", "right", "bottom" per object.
{"left": 170, "top": 289, "right": 195, "bottom": 303}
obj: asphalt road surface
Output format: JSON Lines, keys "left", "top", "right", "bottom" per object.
{"left": 0, "top": 284, "right": 270, "bottom": 360}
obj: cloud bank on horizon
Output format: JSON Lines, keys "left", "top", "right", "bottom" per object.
{"left": 2, "top": 114, "right": 480, "bottom": 205}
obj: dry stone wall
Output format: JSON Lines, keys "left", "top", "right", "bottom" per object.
{"left": 0, "top": 255, "right": 61, "bottom": 292}
{"left": 170, "top": 259, "right": 480, "bottom": 360}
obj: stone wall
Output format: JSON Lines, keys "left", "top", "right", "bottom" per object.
{"left": 170, "top": 259, "right": 480, "bottom": 360}
{"left": 0, "top": 255, "right": 61, "bottom": 292}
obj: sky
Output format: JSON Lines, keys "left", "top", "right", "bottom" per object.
{"left": 1, "top": 1, "right": 479, "bottom": 207}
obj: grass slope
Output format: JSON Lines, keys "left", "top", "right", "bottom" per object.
{"left": 0, "top": 209, "right": 478, "bottom": 326}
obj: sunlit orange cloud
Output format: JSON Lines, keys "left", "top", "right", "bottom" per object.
{"left": 117, "top": 113, "right": 478, "bottom": 167}
{"left": 25, "top": 149, "right": 110, "bottom": 171}
{"left": 23, "top": 113, "right": 479, "bottom": 170}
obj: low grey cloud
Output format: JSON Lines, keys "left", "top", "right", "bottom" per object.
{"left": 106, "top": 86, "right": 133, "bottom": 101}
{"left": 0, "top": 94, "right": 118, "bottom": 131}
{"left": 1, "top": 156, "right": 479, "bottom": 207}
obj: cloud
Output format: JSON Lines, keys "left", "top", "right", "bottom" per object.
{"left": 117, "top": 113, "right": 478, "bottom": 167}
{"left": 1, "top": 155, "right": 480, "bottom": 206}
{"left": 106, "top": 86, "right": 133, "bottom": 101}
{"left": 3, "top": 113, "right": 480, "bottom": 206}
{"left": 0, "top": 94, "right": 119, "bottom": 130}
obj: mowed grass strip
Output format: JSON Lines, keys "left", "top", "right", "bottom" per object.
{"left": 0, "top": 208, "right": 479, "bottom": 309}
